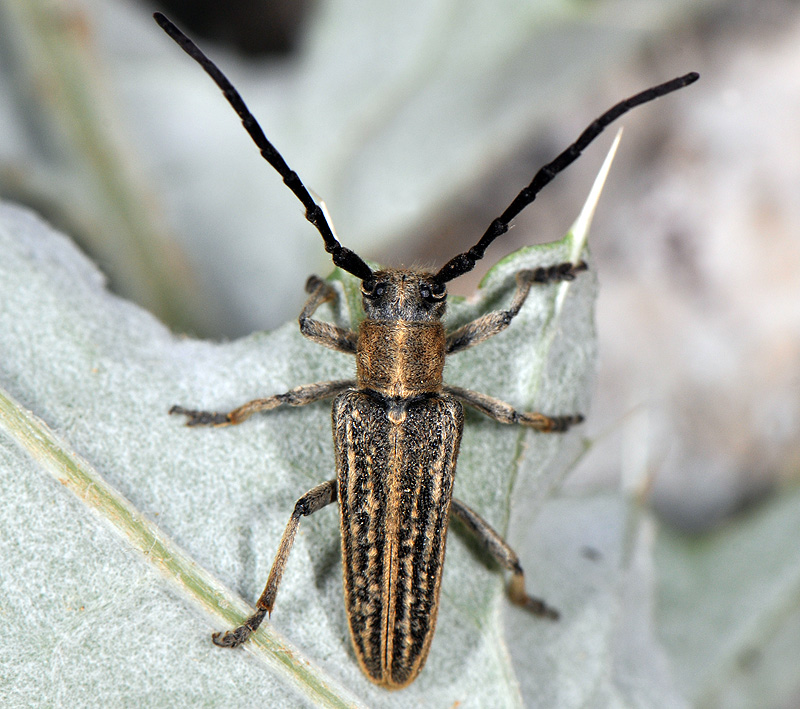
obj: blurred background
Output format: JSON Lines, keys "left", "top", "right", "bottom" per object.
{"left": 2, "top": 0, "right": 797, "bottom": 530}
{"left": 0, "top": 0, "right": 799, "bottom": 683}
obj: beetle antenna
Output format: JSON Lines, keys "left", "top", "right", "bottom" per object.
{"left": 434, "top": 72, "right": 699, "bottom": 284}
{"left": 153, "top": 12, "right": 373, "bottom": 281}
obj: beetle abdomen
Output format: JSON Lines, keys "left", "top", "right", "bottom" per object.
{"left": 333, "top": 390, "right": 463, "bottom": 689}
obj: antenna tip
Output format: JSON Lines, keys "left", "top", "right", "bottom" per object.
{"left": 153, "top": 12, "right": 172, "bottom": 31}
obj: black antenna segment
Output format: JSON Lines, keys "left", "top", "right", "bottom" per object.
{"left": 153, "top": 12, "right": 373, "bottom": 281}
{"left": 434, "top": 72, "right": 700, "bottom": 284}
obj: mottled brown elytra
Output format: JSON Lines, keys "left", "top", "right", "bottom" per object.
{"left": 155, "top": 11, "right": 698, "bottom": 690}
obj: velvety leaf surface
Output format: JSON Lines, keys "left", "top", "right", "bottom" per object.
{"left": 0, "top": 199, "right": 596, "bottom": 707}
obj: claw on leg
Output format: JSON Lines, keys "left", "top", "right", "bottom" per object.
{"left": 509, "top": 573, "right": 559, "bottom": 620}
{"left": 212, "top": 607, "right": 269, "bottom": 648}
{"left": 169, "top": 405, "right": 231, "bottom": 427}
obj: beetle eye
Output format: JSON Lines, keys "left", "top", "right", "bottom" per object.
{"left": 361, "top": 279, "right": 386, "bottom": 299}
{"left": 420, "top": 281, "right": 446, "bottom": 301}
{"left": 361, "top": 278, "right": 376, "bottom": 294}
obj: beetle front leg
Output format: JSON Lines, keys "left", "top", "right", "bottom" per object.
{"left": 171, "top": 379, "right": 355, "bottom": 426}
{"left": 444, "top": 385, "right": 583, "bottom": 432}
{"left": 450, "top": 498, "right": 558, "bottom": 619}
{"left": 213, "top": 479, "right": 338, "bottom": 648}
{"left": 445, "top": 262, "right": 587, "bottom": 355}
{"left": 299, "top": 275, "right": 358, "bottom": 354}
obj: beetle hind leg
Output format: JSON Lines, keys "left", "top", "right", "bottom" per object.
{"left": 507, "top": 565, "right": 559, "bottom": 619}
{"left": 212, "top": 479, "right": 338, "bottom": 648}
{"left": 212, "top": 607, "right": 268, "bottom": 648}
{"left": 450, "top": 498, "right": 559, "bottom": 620}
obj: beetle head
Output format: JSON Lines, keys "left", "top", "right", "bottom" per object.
{"left": 360, "top": 270, "right": 447, "bottom": 322}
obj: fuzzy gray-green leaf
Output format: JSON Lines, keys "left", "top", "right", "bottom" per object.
{"left": 0, "top": 190, "right": 594, "bottom": 706}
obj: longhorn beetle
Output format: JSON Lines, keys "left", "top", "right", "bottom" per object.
{"left": 155, "top": 12, "right": 697, "bottom": 689}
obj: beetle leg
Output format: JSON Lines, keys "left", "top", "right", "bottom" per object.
{"left": 299, "top": 275, "right": 358, "bottom": 354}
{"left": 443, "top": 385, "right": 582, "bottom": 432}
{"left": 171, "top": 379, "right": 355, "bottom": 426}
{"left": 445, "top": 262, "right": 587, "bottom": 354}
{"left": 450, "top": 498, "right": 558, "bottom": 619}
{"left": 213, "top": 479, "right": 339, "bottom": 648}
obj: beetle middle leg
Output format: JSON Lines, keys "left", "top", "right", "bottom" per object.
{"left": 445, "top": 262, "right": 587, "bottom": 355}
{"left": 213, "top": 479, "right": 338, "bottom": 648}
{"left": 170, "top": 379, "right": 355, "bottom": 426}
{"left": 449, "top": 498, "right": 559, "bottom": 619}
{"left": 444, "top": 385, "right": 582, "bottom": 432}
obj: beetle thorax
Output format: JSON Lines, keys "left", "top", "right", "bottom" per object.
{"left": 356, "top": 319, "right": 445, "bottom": 398}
